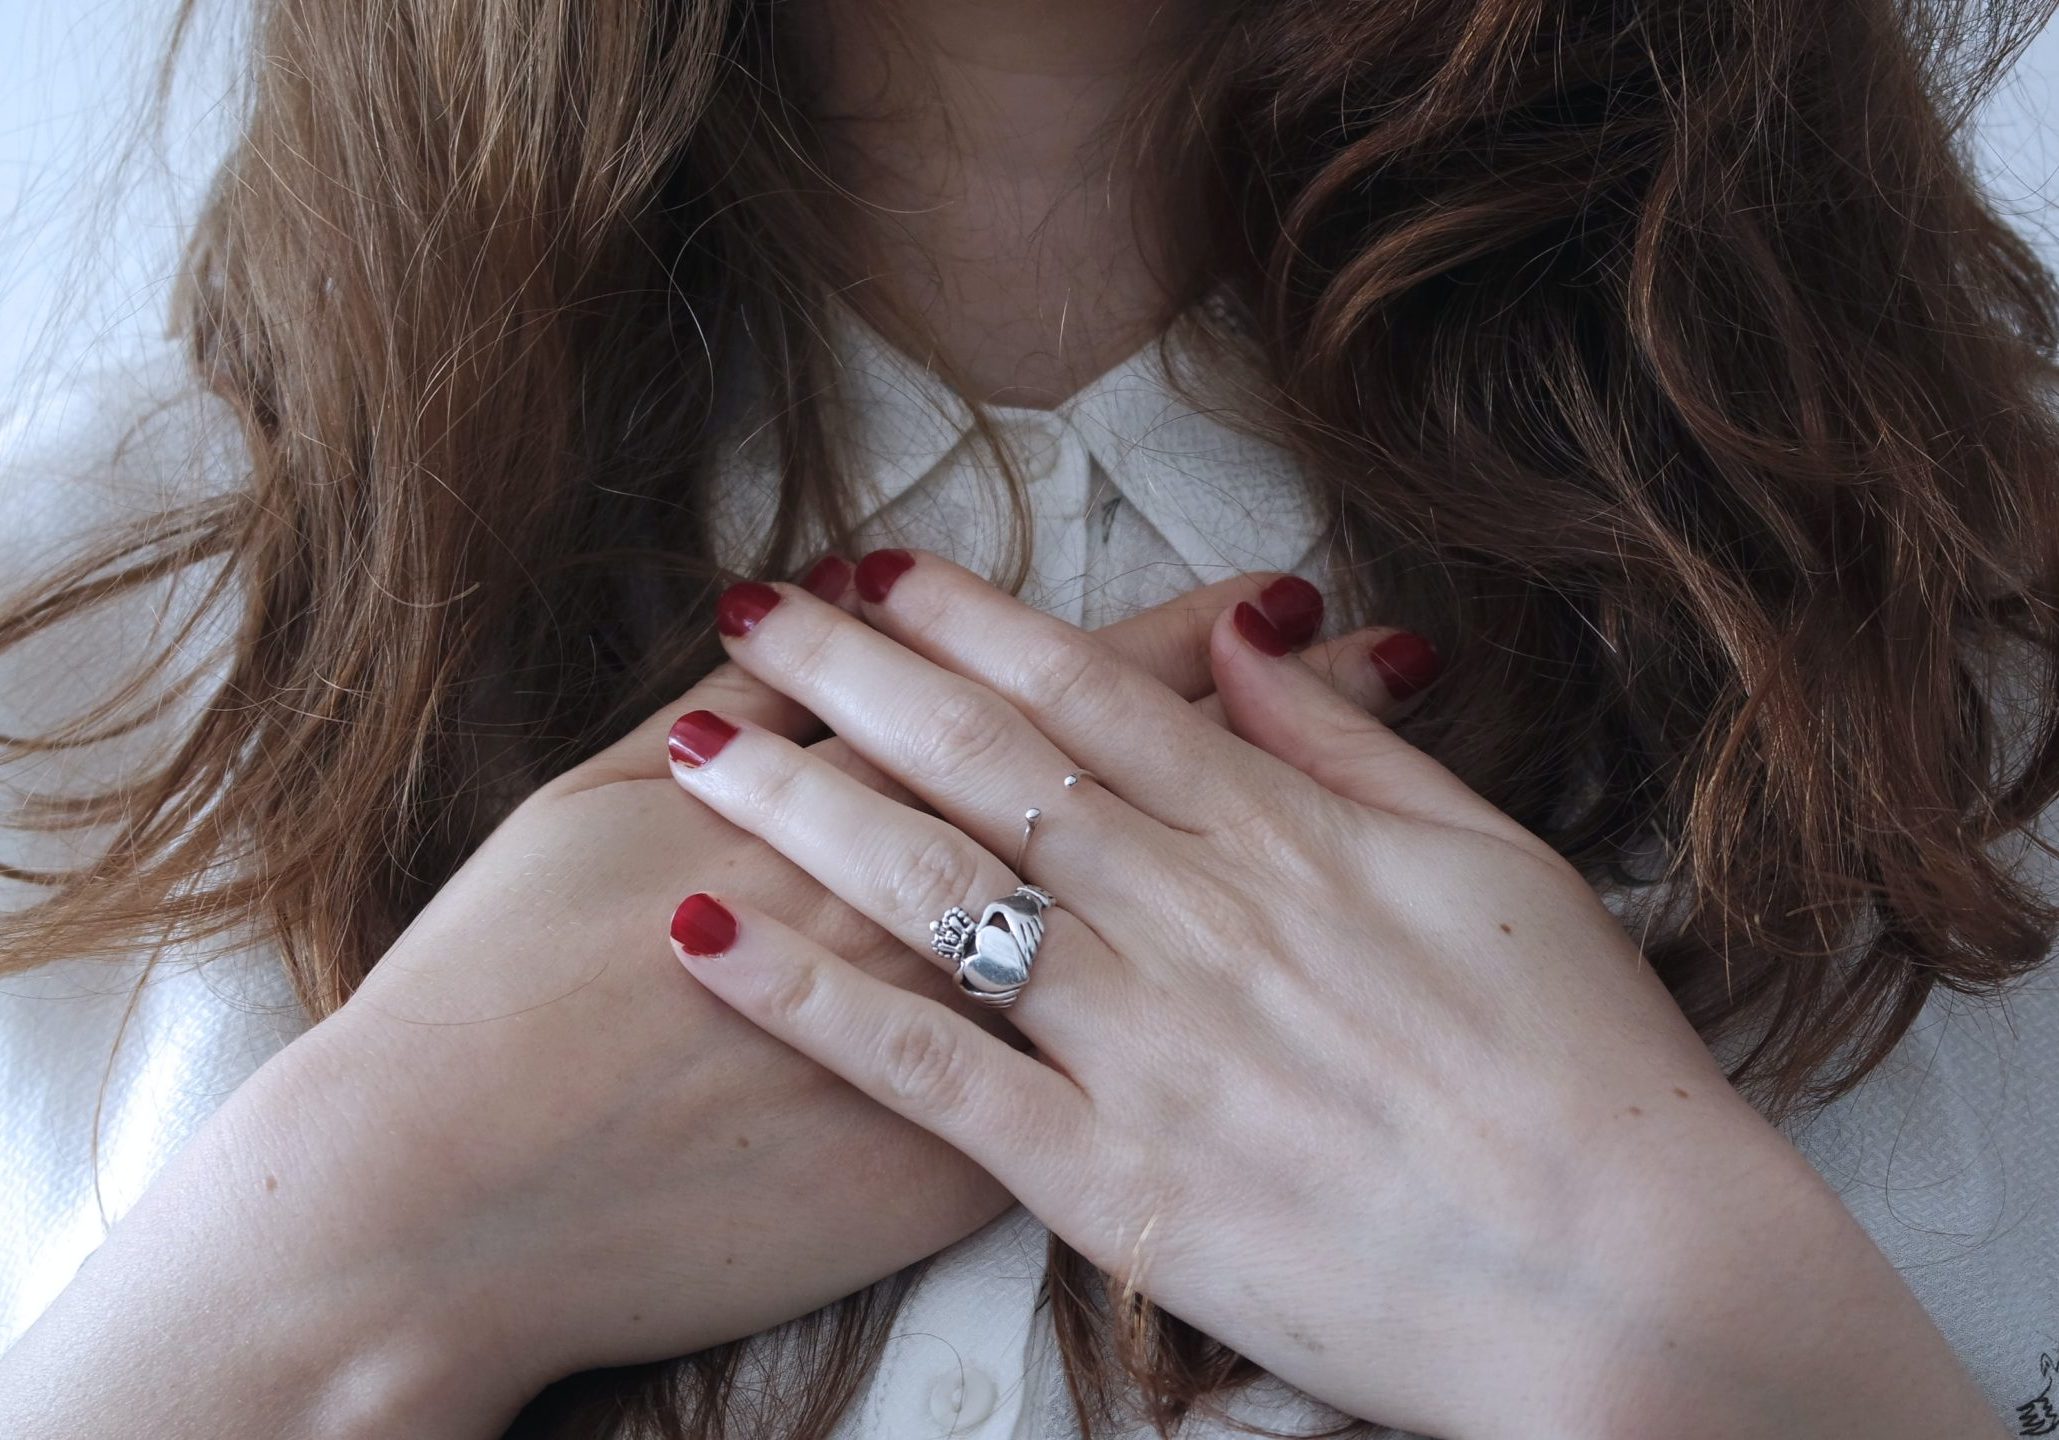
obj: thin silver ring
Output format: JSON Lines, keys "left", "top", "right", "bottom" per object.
{"left": 928, "top": 884, "right": 1055, "bottom": 1009}
{"left": 1012, "top": 772, "right": 1095, "bottom": 872}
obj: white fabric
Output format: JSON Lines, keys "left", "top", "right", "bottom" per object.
{"left": 704, "top": 292, "right": 1331, "bottom": 632}
{"left": 2, "top": 310, "right": 2057, "bottom": 1440}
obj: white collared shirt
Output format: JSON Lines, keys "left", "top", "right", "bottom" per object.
{"left": 2, "top": 318, "right": 2057, "bottom": 1439}
{"left": 703, "top": 293, "right": 1332, "bottom": 629}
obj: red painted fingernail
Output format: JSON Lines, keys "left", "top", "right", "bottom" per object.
{"left": 855, "top": 548, "right": 915, "bottom": 603}
{"left": 1369, "top": 632, "right": 1441, "bottom": 701}
{"left": 1256, "top": 575, "right": 1323, "bottom": 648}
{"left": 716, "top": 581, "right": 781, "bottom": 638}
{"left": 670, "top": 893, "right": 737, "bottom": 957}
{"left": 802, "top": 554, "right": 852, "bottom": 602}
{"left": 1234, "top": 601, "right": 1291, "bottom": 657}
{"left": 667, "top": 710, "right": 738, "bottom": 769}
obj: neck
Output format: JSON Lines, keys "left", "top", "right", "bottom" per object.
{"left": 797, "top": 0, "right": 1215, "bottom": 408}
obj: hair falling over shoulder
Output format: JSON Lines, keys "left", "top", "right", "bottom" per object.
{"left": 5, "top": 0, "right": 2059, "bottom": 1433}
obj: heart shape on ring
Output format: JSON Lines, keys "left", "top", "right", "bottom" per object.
{"left": 961, "top": 914, "right": 1034, "bottom": 994}
{"left": 930, "top": 886, "right": 1053, "bottom": 1006}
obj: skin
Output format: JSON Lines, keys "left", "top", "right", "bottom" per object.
{"left": 667, "top": 552, "right": 2013, "bottom": 1440}
{"left": 802, "top": 0, "right": 1214, "bottom": 405}
{"left": 0, "top": 574, "right": 1405, "bottom": 1439}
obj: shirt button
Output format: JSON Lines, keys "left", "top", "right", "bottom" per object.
{"left": 1009, "top": 415, "right": 1068, "bottom": 484}
{"left": 925, "top": 1364, "right": 1000, "bottom": 1432}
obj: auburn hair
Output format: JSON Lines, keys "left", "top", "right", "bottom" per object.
{"left": 5, "top": 0, "right": 2059, "bottom": 1434}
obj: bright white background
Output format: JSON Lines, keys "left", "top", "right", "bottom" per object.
{"left": 0, "top": 0, "right": 2054, "bottom": 395}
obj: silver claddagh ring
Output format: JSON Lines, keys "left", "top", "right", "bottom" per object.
{"left": 928, "top": 885, "right": 1055, "bottom": 1009}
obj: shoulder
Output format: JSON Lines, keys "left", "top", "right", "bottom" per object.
{"left": 0, "top": 340, "right": 245, "bottom": 558}
{"left": 1699, "top": 631, "right": 2059, "bottom": 1424}
{"left": 1781, "top": 904, "right": 2059, "bottom": 1425}
{"left": 0, "top": 347, "right": 302, "bottom": 1349}
{"left": 1, "top": 344, "right": 250, "bottom": 885}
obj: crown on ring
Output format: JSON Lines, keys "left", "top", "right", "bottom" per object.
{"left": 928, "top": 906, "right": 977, "bottom": 961}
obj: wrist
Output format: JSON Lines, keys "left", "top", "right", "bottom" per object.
{"left": 1494, "top": 1104, "right": 1998, "bottom": 1440}
{"left": 0, "top": 1032, "right": 544, "bottom": 1440}
{"left": 197, "top": 1029, "right": 554, "bottom": 1433}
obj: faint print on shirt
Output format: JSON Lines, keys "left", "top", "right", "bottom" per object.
{"left": 2020, "top": 1352, "right": 2059, "bottom": 1436}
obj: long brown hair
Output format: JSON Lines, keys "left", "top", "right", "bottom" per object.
{"left": 7, "top": 0, "right": 2059, "bottom": 1434}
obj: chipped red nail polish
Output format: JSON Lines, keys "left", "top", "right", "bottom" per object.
{"left": 802, "top": 554, "right": 853, "bottom": 602}
{"left": 1370, "top": 632, "right": 1442, "bottom": 701}
{"left": 1256, "top": 575, "right": 1324, "bottom": 649}
{"left": 854, "top": 548, "right": 915, "bottom": 603}
{"left": 667, "top": 710, "right": 738, "bottom": 769}
{"left": 670, "top": 893, "right": 738, "bottom": 957}
{"left": 1233, "top": 601, "right": 1291, "bottom": 657}
{"left": 716, "top": 581, "right": 781, "bottom": 638}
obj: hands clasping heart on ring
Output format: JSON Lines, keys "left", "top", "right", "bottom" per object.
{"left": 662, "top": 548, "right": 1833, "bottom": 1440}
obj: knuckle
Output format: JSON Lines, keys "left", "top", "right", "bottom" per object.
{"left": 738, "top": 746, "right": 810, "bottom": 823}
{"left": 776, "top": 608, "right": 844, "bottom": 684}
{"left": 1171, "top": 866, "right": 1275, "bottom": 974}
{"left": 885, "top": 829, "right": 983, "bottom": 925}
{"left": 880, "top": 1016, "right": 971, "bottom": 1114}
{"left": 920, "top": 686, "right": 1013, "bottom": 773}
{"left": 1014, "top": 631, "right": 1120, "bottom": 719}
{"left": 760, "top": 959, "right": 823, "bottom": 1029}
{"left": 895, "top": 569, "right": 957, "bottom": 631}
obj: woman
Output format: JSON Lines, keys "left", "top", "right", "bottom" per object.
{"left": 1, "top": 0, "right": 2056, "bottom": 1434}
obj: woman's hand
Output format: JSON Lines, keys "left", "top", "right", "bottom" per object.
{"left": 665, "top": 550, "right": 2010, "bottom": 1440}
{"left": 0, "top": 566, "right": 1402, "bottom": 1440}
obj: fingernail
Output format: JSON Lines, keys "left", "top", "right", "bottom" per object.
{"left": 1370, "top": 632, "right": 1441, "bottom": 701}
{"left": 716, "top": 581, "right": 781, "bottom": 638}
{"left": 1256, "top": 575, "right": 1323, "bottom": 648}
{"left": 1233, "top": 601, "right": 1291, "bottom": 657}
{"left": 670, "top": 893, "right": 737, "bottom": 957}
{"left": 667, "top": 710, "right": 738, "bottom": 769}
{"left": 803, "top": 554, "right": 852, "bottom": 602}
{"left": 855, "top": 548, "right": 915, "bottom": 603}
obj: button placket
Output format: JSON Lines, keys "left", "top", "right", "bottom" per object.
{"left": 844, "top": 1208, "right": 1047, "bottom": 1439}
{"left": 926, "top": 1362, "right": 1001, "bottom": 1432}
{"left": 1029, "top": 418, "right": 1090, "bottom": 626}
{"left": 1011, "top": 412, "right": 1067, "bottom": 488}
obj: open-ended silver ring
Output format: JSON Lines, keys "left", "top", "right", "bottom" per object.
{"left": 1012, "top": 771, "right": 1095, "bottom": 872}
{"left": 928, "top": 885, "right": 1055, "bottom": 1009}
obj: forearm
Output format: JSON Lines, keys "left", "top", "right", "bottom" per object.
{"left": 0, "top": 1060, "right": 532, "bottom": 1440}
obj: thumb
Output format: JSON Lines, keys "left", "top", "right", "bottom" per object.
{"left": 1210, "top": 602, "right": 1471, "bottom": 824}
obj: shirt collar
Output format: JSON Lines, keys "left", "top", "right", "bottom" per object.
{"left": 711, "top": 290, "right": 1328, "bottom": 582}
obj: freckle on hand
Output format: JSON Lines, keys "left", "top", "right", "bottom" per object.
{"left": 1673, "top": 1087, "right": 1691, "bottom": 1099}
{"left": 735, "top": 1135, "right": 750, "bottom": 1149}
{"left": 1498, "top": 922, "right": 1513, "bottom": 934}
{"left": 263, "top": 1174, "right": 278, "bottom": 1193}
{"left": 1625, "top": 1105, "right": 1643, "bottom": 1117}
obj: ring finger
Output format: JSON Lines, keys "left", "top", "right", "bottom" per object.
{"left": 668, "top": 709, "right": 1124, "bottom": 1031}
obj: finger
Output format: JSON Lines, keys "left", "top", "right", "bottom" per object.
{"left": 1189, "top": 625, "right": 1418, "bottom": 728}
{"left": 667, "top": 710, "right": 1127, "bottom": 1031}
{"left": 1211, "top": 605, "right": 1520, "bottom": 838}
{"left": 815, "top": 577, "right": 1347, "bottom": 791}
{"left": 1092, "top": 573, "right": 1322, "bottom": 701}
{"left": 709, "top": 578, "right": 1174, "bottom": 891}
{"left": 847, "top": 550, "right": 1286, "bottom": 830}
{"left": 573, "top": 554, "right": 861, "bottom": 789}
{"left": 668, "top": 891, "right": 1090, "bottom": 1184}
